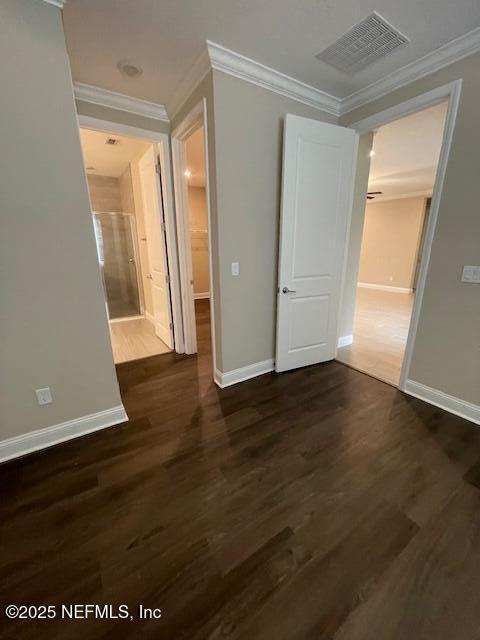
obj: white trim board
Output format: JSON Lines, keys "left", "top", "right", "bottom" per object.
{"left": 337, "top": 335, "right": 353, "bottom": 348}
{"left": 109, "top": 314, "right": 144, "bottom": 323}
{"left": 0, "top": 405, "right": 128, "bottom": 464}
{"left": 74, "top": 83, "right": 169, "bottom": 122}
{"left": 77, "top": 115, "right": 166, "bottom": 141}
{"left": 404, "top": 380, "right": 480, "bottom": 426}
{"left": 357, "top": 282, "right": 413, "bottom": 294}
{"left": 41, "top": 0, "right": 65, "bottom": 7}
{"left": 215, "top": 359, "right": 275, "bottom": 388}
{"left": 194, "top": 292, "right": 210, "bottom": 300}
{"left": 206, "top": 41, "right": 340, "bottom": 116}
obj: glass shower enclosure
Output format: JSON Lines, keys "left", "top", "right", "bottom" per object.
{"left": 92, "top": 212, "right": 142, "bottom": 320}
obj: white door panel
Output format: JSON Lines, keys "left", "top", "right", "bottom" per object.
{"left": 139, "top": 146, "right": 174, "bottom": 349}
{"left": 276, "top": 115, "right": 358, "bottom": 372}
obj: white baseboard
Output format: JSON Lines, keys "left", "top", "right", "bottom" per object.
{"left": 215, "top": 358, "right": 275, "bottom": 388}
{"left": 337, "top": 334, "right": 353, "bottom": 348}
{"left": 194, "top": 292, "right": 210, "bottom": 300}
{"left": 404, "top": 379, "right": 480, "bottom": 426}
{"left": 358, "top": 282, "right": 413, "bottom": 294}
{"left": 109, "top": 314, "right": 144, "bottom": 323}
{"left": 0, "top": 405, "right": 128, "bottom": 463}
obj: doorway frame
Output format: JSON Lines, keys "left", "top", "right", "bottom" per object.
{"left": 171, "top": 99, "right": 217, "bottom": 373}
{"left": 343, "top": 79, "right": 462, "bottom": 391}
{"left": 77, "top": 115, "right": 185, "bottom": 353}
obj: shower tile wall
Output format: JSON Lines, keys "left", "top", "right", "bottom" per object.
{"left": 87, "top": 174, "right": 122, "bottom": 212}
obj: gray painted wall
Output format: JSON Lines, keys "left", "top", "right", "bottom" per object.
{"left": 0, "top": 0, "right": 122, "bottom": 441}
{"left": 211, "top": 71, "right": 337, "bottom": 372}
{"left": 342, "top": 52, "right": 480, "bottom": 405}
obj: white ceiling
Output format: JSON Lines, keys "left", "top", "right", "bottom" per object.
{"left": 368, "top": 101, "right": 448, "bottom": 199}
{"left": 185, "top": 126, "right": 206, "bottom": 188}
{"left": 63, "top": 0, "right": 480, "bottom": 109}
{"left": 79, "top": 129, "right": 150, "bottom": 177}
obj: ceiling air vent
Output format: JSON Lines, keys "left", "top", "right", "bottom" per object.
{"left": 105, "top": 137, "right": 119, "bottom": 146}
{"left": 316, "top": 12, "right": 408, "bottom": 75}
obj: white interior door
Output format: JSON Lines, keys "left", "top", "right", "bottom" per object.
{"left": 276, "top": 115, "right": 358, "bottom": 372}
{"left": 138, "top": 145, "right": 174, "bottom": 348}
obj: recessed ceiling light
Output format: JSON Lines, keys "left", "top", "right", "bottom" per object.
{"left": 184, "top": 169, "right": 192, "bottom": 179}
{"left": 117, "top": 60, "right": 143, "bottom": 78}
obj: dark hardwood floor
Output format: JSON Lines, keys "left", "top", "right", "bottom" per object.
{"left": 2, "top": 299, "right": 480, "bottom": 639}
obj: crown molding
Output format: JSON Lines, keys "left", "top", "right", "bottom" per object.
{"left": 41, "top": 0, "right": 66, "bottom": 7}
{"left": 77, "top": 25, "right": 480, "bottom": 126}
{"left": 341, "top": 26, "right": 480, "bottom": 115}
{"left": 206, "top": 41, "right": 341, "bottom": 116}
{"left": 74, "top": 82, "right": 169, "bottom": 122}
{"left": 168, "top": 48, "right": 211, "bottom": 119}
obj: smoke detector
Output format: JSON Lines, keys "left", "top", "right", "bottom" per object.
{"left": 117, "top": 60, "right": 143, "bottom": 78}
{"left": 316, "top": 12, "right": 409, "bottom": 75}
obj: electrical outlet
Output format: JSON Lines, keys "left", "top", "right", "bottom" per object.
{"left": 35, "top": 387, "right": 53, "bottom": 406}
{"left": 231, "top": 262, "right": 240, "bottom": 276}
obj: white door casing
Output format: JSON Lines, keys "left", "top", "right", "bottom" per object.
{"left": 276, "top": 115, "right": 358, "bottom": 372}
{"left": 138, "top": 145, "right": 174, "bottom": 349}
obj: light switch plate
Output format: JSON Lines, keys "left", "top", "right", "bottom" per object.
{"left": 231, "top": 262, "right": 240, "bottom": 276}
{"left": 36, "top": 387, "right": 53, "bottom": 406}
{"left": 461, "top": 265, "right": 480, "bottom": 283}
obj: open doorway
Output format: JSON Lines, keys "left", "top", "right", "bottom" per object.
{"left": 172, "top": 99, "right": 216, "bottom": 377}
{"left": 184, "top": 126, "right": 212, "bottom": 366}
{"left": 337, "top": 101, "right": 448, "bottom": 386}
{"left": 79, "top": 127, "right": 174, "bottom": 363}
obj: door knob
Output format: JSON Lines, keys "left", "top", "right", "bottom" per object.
{"left": 128, "top": 258, "right": 135, "bottom": 263}
{"left": 282, "top": 286, "right": 296, "bottom": 294}
{"left": 147, "top": 274, "right": 153, "bottom": 280}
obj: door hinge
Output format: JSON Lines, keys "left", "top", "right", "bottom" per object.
{"left": 165, "top": 274, "right": 170, "bottom": 284}
{"left": 155, "top": 163, "right": 161, "bottom": 175}
{"left": 169, "top": 322, "right": 174, "bottom": 330}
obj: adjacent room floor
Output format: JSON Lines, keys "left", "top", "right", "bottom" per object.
{"left": 3, "top": 298, "right": 480, "bottom": 639}
{"left": 109, "top": 317, "right": 171, "bottom": 363}
{"left": 337, "top": 287, "right": 414, "bottom": 386}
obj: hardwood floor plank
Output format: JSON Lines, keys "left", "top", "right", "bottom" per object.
{"left": 1, "top": 300, "right": 480, "bottom": 639}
